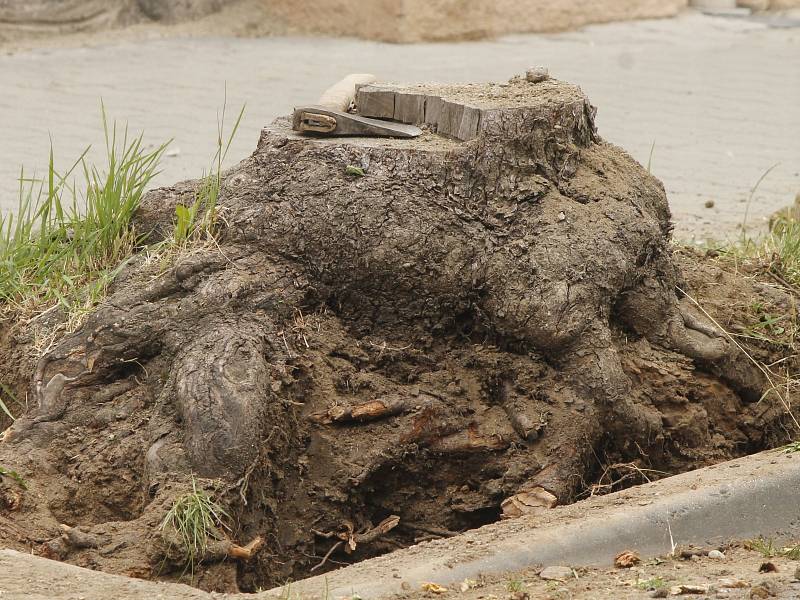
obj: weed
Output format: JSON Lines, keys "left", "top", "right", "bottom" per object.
{"left": 160, "top": 476, "right": 230, "bottom": 576}
{"left": 747, "top": 537, "right": 778, "bottom": 558}
{"left": 783, "top": 544, "right": 800, "bottom": 560}
{"left": 168, "top": 94, "right": 244, "bottom": 246}
{"left": 507, "top": 577, "right": 524, "bottom": 593}
{"left": 637, "top": 577, "right": 666, "bottom": 591}
{"left": 0, "top": 106, "right": 167, "bottom": 326}
{"left": 279, "top": 582, "right": 293, "bottom": 600}
{"left": 0, "top": 465, "right": 28, "bottom": 489}
{"left": 741, "top": 163, "right": 779, "bottom": 237}
{"left": 345, "top": 165, "right": 365, "bottom": 177}
{"left": 781, "top": 440, "right": 800, "bottom": 453}
{"left": 748, "top": 538, "right": 800, "bottom": 560}
{"left": 0, "top": 382, "right": 18, "bottom": 422}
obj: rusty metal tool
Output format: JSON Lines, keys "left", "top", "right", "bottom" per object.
{"left": 292, "top": 74, "right": 422, "bottom": 138}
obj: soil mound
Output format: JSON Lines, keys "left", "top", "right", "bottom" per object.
{"left": 0, "top": 0, "right": 223, "bottom": 42}
{"left": 0, "top": 77, "right": 795, "bottom": 592}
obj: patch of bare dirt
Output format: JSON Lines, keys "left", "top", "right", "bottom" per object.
{"left": 0, "top": 77, "right": 797, "bottom": 594}
{"left": 395, "top": 543, "right": 800, "bottom": 600}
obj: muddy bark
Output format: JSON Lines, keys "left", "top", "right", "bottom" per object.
{"left": 0, "top": 78, "right": 793, "bottom": 592}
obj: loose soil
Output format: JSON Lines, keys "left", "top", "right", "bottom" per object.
{"left": 0, "top": 77, "right": 798, "bottom": 596}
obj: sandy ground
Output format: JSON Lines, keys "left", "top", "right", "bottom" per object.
{"left": 397, "top": 546, "right": 800, "bottom": 600}
{"left": 0, "top": 10, "right": 798, "bottom": 241}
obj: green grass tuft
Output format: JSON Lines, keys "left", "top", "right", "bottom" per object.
{"left": 0, "top": 382, "right": 18, "bottom": 423}
{"left": 160, "top": 476, "right": 230, "bottom": 575}
{"left": 0, "top": 106, "right": 167, "bottom": 324}
{"left": 169, "top": 97, "right": 244, "bottom": 246}
{"left": 637, "top": 577, "right": 666, "bottom": 591}
{"left": 783, "top": 544, "right": 800, "bottom": 560}
{"left": 0, "top": 465, "right": 28, "bottom": 489}
{"left": 782, "top": 441, "right": 800, "bottom": 453}
{"left": 747, "top": 537, "right": 778, "bottom": 558}
{"left": 345, "top": 165, "right": 365, "bottom": 177}
{"left": 506, "top": 577, "right": 524, "bottom": 593}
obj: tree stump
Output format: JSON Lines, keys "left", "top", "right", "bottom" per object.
{"left": 0, "top": 76, "right": 791, "bottom": 591}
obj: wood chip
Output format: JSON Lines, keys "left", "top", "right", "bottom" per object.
{"left": 501, "top": 487, "right": 558, "bottom": 519}
{"left": 669, "top": 584, "right": 708, "bottom": 595}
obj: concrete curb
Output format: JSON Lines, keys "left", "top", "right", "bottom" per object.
{"left": 266, "top": 450, "right": 800, "bottom": 599}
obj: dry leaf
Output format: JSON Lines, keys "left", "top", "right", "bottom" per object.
{"left": 501, "top": 487, "right": 557, "bottom": 519}
{"left": 669, "top": 584, "right": 708, "bottom": 595}
{"left": 421, "top": 582, "right": 449, "bottom": 594}
{"left": 614, "top": 550, "right": 640, "bottom": 568}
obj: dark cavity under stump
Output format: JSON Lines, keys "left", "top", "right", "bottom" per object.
{"left": 0, "top": 77, "right": 794, "bottom": 592}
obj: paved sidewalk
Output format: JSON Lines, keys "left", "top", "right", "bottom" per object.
{"left": 0, "top": 12, "right": 798, "bottom": 240}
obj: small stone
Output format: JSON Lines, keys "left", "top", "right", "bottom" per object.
{"left": 749, "top": 581, "right": 778, "bottom": 598}
{"left": 705, "top": 200, "right": 715, "bottom": 208}
{"left": 708, "top": 550, "right": 726, "bottom": 559}
{"left": 526, "top": 66, "right": 550, "bottom": 83}
{"left": 718, "top": 578, "right": 749, "bottom": 589}
{"left": 650, "top": 589, "right": 669, "bottom": 598}
{"left": 539, "top": 566, "right": 573, "bottom": 581}
{"left": 557, "top": 211, "right": 566, "bottom": 221}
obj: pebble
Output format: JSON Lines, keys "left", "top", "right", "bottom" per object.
{"left": 539, "top": 566, "right": 573, "bottom": 581}
{"left": 749, "top": 581, "right": 778, "bottom": 598}
{"left": 705, "top": 199, "right": 715, "bottom": 208}
{"left": 708, "top": 550, "right": 726, "bottom": 559}
{"left": 526, "top": 66, "right": 550, "bottom": 83}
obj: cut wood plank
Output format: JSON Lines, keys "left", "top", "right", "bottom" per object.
{"left": 424, "top": 95, "right": 444, "bottom": 131}
{"left": 458, "top": 105, "right": 482, "bottom": 140}
{"left": 393, "top": 92, "right": 427, "bottom": 125}
{"left": 356, "top": 86, "right": 396, "bottom": 120}
{"left": 438, "top": 100, "right": 465, "bottom": 139}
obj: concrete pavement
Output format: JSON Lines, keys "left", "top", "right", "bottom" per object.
{"left": 0, "top": 11, "right": 798, "bottom": 240}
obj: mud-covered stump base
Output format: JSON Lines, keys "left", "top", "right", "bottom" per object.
{"left": 0, "top": 77, "right": 793, "bottom": 592}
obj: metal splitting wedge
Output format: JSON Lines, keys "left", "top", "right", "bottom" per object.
{"left": 292, "top": 74, "right": 422, "bottom": 138}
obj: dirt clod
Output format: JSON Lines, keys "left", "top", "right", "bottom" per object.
{"left": 759, "top": 562, "right": 778, "bottom": 573}
{"left": 526, "top": 66, "right": 550, "bottom": 83}
{"left": 749, "top": 581, "right": 779, "bottom": 598}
